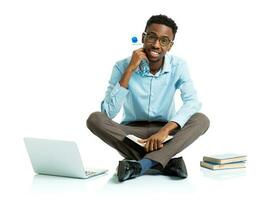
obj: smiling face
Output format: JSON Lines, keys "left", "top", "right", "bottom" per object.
{"left": 142, "top": 23, "right": 174, "bottom": 63}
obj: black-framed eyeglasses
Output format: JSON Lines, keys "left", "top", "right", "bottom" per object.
{"left": 143, "top": 32, "right": 173, "bottom": 47}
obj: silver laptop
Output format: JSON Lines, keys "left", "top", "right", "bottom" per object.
{"left": 24, "top": 137, "right": 108, "bottom": 179}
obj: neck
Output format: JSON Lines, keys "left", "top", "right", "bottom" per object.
{"left": 149, "top": 58, "right": 164, "bottom": 74}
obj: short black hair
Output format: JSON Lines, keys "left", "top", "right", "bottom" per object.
{"left": 145, "top": 14, "right": 178, "bottom": 39}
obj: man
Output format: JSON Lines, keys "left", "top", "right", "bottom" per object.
{"left": 87, "top": 14, "right": 210, "bottom": 182}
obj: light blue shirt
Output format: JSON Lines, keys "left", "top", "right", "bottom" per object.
{"left": 101, "top": 54, "right": 201, "bottom": 128}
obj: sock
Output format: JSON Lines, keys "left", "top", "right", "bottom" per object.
{"left": 138, "top": 158, "right": 159, "bottom": 175}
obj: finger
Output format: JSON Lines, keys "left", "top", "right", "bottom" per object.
{"left": 138, "top": 52, "right": 148, "bottom": 60}
{"left": 153, "top": 139, "right": 158, "bottom": 150}
{"left": 134, "top": 47, "right": 144, "bottom": 53}
{"left": 138, "top": 139, "right": 147, "bottom": 143}
{"left": 149, "top": 140, "right": 154, "bottom": 152}
{"left": 142, "top": 55, "right": 148, "bottom": 61}
{"left": 136, "top": 47, "right": 144, "bottom": 51}
{"left": 145, "top": 140, "right": 150, "bottom": 152}
{"left": 156, "top": 140, "right": 161, "bottom": 150}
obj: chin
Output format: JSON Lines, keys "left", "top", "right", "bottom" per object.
{"left": 148, "top": 57, "right": 162, "bottom": 63}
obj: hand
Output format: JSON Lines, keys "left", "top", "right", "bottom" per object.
{"left": 139, "top": 129, "right": 169, "bottom": 153}
{"left": 127, "top": 48, "right": 148, "bottom": 72}
{"left": 119, "top": 48, "right": 148, "bottom": 88}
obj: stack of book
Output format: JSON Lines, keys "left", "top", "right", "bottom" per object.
{"left": 200, "top": 153, "right": 247, "bottom": 170}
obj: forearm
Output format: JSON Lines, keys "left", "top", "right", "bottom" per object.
{"left": 161, "top": 121, "right": 179, "bottom": 134}
{"left": 119, "top": 68, "right": 134, "bottom": 88}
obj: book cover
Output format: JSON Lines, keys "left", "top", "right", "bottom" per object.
{"left": 200, "top": 161, "right": 246, "bottom": 170}
{"left": 126, "top": 134, "right": 173, "bottom": 147}
{"left": 124, "top": 135, "right": 173, "bottom": 153}
{"left": 203, "top": 153, "right": 247, "bottom": 164}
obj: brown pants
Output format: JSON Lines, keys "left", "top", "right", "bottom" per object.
{"left": 86, "top": 112, "right": 210, "bottom": 168}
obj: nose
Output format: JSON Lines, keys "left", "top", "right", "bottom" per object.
{"left": 152, "top": 38, "right": 161, "bottom": 48}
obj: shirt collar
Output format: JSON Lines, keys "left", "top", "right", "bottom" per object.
{"left": 161, "top": 54, "right": 171, "bottom": 74}
{"left": 135, "top": 54, "right": 171, "bottom": 77}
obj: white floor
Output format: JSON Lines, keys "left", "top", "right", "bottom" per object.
{"left": 1, "top": 112, "right": 272, "bottom": 200}
{"left": 2, "top": 140, "right": 270, "bottom": 200}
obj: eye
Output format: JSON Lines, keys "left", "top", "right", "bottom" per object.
{"left": 160, "top": 37, "right": 170, "bottom": 45}
{"left": 147, "top": 34, "right": 157, "bottom": 41}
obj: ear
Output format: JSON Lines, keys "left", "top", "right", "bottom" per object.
{"left": 141, "top": 32, "right": 145, "bottom": 43}
{"left": 167, "top": 42, "right": 174, "bottom": 51}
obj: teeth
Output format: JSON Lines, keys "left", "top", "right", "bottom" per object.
{"left": 150, "top": 51, "right": 159, "bottom": 56}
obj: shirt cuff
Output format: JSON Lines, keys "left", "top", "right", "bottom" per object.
{"left": 170, "top": 104, "right": 201, "bottom": 128}
{"left": 170, "top": 117, "right": 188, "bottom": 129}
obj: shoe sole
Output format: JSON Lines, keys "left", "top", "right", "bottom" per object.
{"left": 117, "top": 161, "right": 127, "bottom": 182}
{"left": 163, "top": 157, "right": 188, "bottom": 178}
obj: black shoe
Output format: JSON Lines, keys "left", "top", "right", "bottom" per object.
{"left": 162, "top": 156, "right": 188, "bottom": 178}
{"left": 117, "top": 160, "right": 142, "bottom": 182}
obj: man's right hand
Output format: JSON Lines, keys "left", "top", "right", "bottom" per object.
{"left": 119, "top": 48, "right": 148, "bottom": 88}
{"left": 127, "top": 48, "right": 148, "bottom": 72}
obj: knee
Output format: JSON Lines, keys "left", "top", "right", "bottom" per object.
{"left": 86, "top": 111, "right": 105, "bottom": 131}
{"left": 195, "top": 113, "right": 210, "bottom": 134}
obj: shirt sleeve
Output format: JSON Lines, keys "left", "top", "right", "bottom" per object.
{"left": 170, "top": 63, "right": 201, "bottom": 128}
{"left": 101, "top": 63, "right": 129, "bottom": 119}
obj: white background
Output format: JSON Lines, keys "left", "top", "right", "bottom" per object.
{"left": 1, "top": 0, "right": 272, "bottom": 199}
